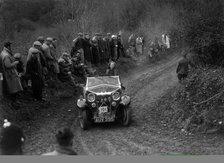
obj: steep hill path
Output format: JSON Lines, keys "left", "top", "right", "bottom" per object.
{"left": 23, "top": 53, "right": 224, "bottom": 155}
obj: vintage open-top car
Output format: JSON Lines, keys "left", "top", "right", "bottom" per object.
{"left": 76, "top": 76, "right": 131, "bottom": 130}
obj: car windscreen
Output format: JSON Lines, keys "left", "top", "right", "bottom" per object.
{"left": 87, "top": 76, "right": 120, "bottom": 88}
{"left": 87, "top": 85, "right": 120, "bottom": 94}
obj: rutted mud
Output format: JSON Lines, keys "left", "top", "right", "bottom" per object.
{"left": 23, "top": 54, "right": 224, "bottom": 155}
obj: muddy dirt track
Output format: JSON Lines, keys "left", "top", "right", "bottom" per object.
{"left": 23, "top": 54, "right": 224, "bottom": 155}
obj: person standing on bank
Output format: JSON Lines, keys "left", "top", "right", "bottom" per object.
{"left": 83, "top": 33, "right": 93, "bottom": 67}
{"left": 105, "top": 33, "right": 112, "bottom": 61}
{"left": 0, "top": 42, "right": 23, "bottom": 99}
{"left": 42, "top": 37, "right": 54, "bottom": 77}
{"left": 91, "top": 36, "right": 100, "bottom": 67}
{"left": 26, "top": 41, "right": 44, "bottom": 101}
{"left": 49, "top": 38, "right": 60, "bottom": 80}
{"left": 176, "top": 53, "right": 190, "bottom": 82}
{"left": 110, "top": 35, "right": 118, "bottom": 61}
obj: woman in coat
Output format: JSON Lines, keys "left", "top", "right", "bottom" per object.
{"left": 1, "top": 42, "right": 23, "bottom": 98}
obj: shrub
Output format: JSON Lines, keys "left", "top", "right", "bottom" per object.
{"left": 154, "top": 67, "right": 224, "bottom": 133}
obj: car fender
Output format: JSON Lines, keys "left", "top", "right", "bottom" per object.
{"left": 77, "top": 99, "right": 87, "bottom": 109}
{"left": 120, "top": 95, "right": 131, "bottom": 106}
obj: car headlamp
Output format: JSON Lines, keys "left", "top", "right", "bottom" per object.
{"left": 112, "top": 102, "right": 117, "bottom": 107}
{"left": 87, "top": 93, "right": 95, "bottom": 102}
{"left": 112, "top": 92, "right": 120, "bottom": 101}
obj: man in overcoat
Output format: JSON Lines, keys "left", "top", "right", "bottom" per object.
{"left": 1, "top": 42, "right": 23, "bottom": 98}
{"left": 83, "top": 34, "right": 93, "bottom": 67}
{"left": 27, "top": 41, "right": 44, "bottom": 101}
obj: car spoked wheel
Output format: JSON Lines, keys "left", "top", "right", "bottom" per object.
{"left": 79, "top": 110, "right": 88, "bottom": 130}
{"left": 122, "top": 107, "right": 131, "bottom": 126}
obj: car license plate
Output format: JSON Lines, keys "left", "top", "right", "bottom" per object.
{"left": 99, "top": 106, "right": 108, "bottom": 114}
{"left": 94, "top": 116, "right": 115, "bottom": 123}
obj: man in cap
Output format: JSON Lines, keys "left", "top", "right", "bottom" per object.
{"left": 91, "top": 36, "right": 100, "bottom": 67}
{"left": 0, "top": 119, "right": 25, "bottom": 155}
{"left": 97, "top": 33, "right": 106, "bottom": 64}
{"left": 110, "top": 35, "right": 119, "bottom": 61}
{"left": 117, "top": 33, "right": 125, "bottom": 58}
{"left": 105, "top": 33, "right": 112, "bottom": 60}
{"left": 42, "top": 37, "right": 56, "bottom": 81}
{"left": 36, "top": 36, "right": 47, "bottom": 65}
{"left": 42, "top": 127, "right": 77, "bottom": 155}
{"left": 49, "top": 37, "right": 60, "bottom": 79}
{"left": 27, "top": 41, "right": 45, "bottom": 101}
{"left": 42, "top": 37, "right": 54, "bottom": 66}
{"left": 83, "top": 33, "right": 93, "bottom": 67}
{"left": 0, "top": 41, "right": 23, "bottom": 99}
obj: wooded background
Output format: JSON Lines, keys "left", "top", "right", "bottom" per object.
{"left": 0, "top": 0, "right": 223, "bottom": 65}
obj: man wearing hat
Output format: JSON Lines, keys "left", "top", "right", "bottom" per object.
{"left": 36, "top": 36, "right": 47, "bottom": 66}
{"left": 96, "top": 33, "right": 105, "bottom": 65}
{"left": 110, "top": 35, "right": 119, "bottom": 61}
{"left": 0, "top": 41, "right": 23, "bottom": 98}
{"left": 27, "top": 41, "right": 45, "bottom": 101}
{"left": 104, "top": 33, "right": 112, "bottom": 61}
{"left": 0, "top": 119, "right": 25, "bottom": 155}
{"left": 42, "top": 127, "right": 77, "bottom": 155}
{"left": 91, "top": 36, "right": 100, "bottom": 66}
{"left": 83, "top": 33, "right": 93, "bottom": 67}
{"left": 42, "top": 37, "right": 54, "bottom": 70}
{"left": 49, "top": 37, "right": 60, "bottom": 79}
{"left": 117, "top": 33, "right": 125, "bottom": 59}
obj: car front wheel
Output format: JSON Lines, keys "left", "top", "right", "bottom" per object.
{"left": 122, "top": 107, "right": 131, "bottom": 126}
{"left": 79, "top": 110, "right": 88, "bottom": 130}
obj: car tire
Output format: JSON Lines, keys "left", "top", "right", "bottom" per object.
{"left": 79, "top": 110, "right": 88, "bottom": 130}
{"left": 122, "top": 107, "right": 131, "bottom": 126}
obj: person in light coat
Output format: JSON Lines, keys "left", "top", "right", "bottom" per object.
{"left": 136, "top": 36, "right": 143, "bottom": 55}
{"left": 42, "top": 37, "right": 54, "bottom": 72}
{"left": 1, "top": 42, "right": 23, "bottom": 98}
{"left": 162, "top": 34, "right": 171, "bottom": 49}
{"left": 49, "top": 38, "right": 60, "bottom": 78}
